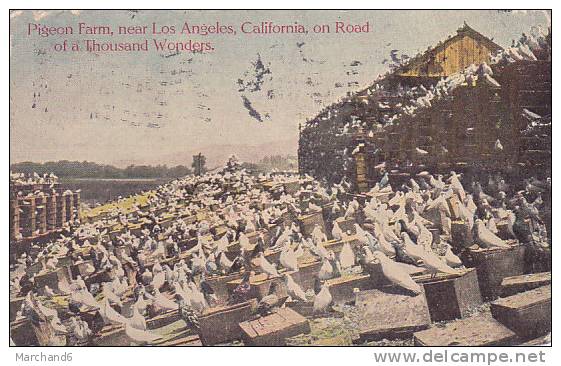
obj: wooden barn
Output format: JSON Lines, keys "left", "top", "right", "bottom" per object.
{"left": 393, "top": 23, "right": 503, "bottom": 84}
{"left": 298, "top": 24, "right": 551, "bottom": 192}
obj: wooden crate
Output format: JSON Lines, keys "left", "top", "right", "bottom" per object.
{"left": 451, "top": 220, "right": 474, "bottom": 248}
{"left": 147, "top": 309, "right": 180, "bottom": 329}
{"left": 94, "top": 324, "right": 129, "bottom": 346}
{"left": 198, "top": 300, "right": 254, "bottom": 346}
{"left": 468, "top": 244, "right": 526, "bottom": 300}
{"left": 446, "top": 195, "right": 462, "bottom": 220}
{"left": 414, "top": 268, "right": 482, "bottom": 322}
{"left": 239, "top": 307, "right": 310, "bottom": 346}
{"left": 10, "top": 319, "right": 39, "bottom": 346}
{"left": 298, "top": 211, "right": 326, "bottom": 237}
{"left": 325, "top": 273, "right": 373, "bottom": 305}
{"left": 34, "top": 267, "right": 72, "bottom": 294}
{"left": 354, "top": 287, "right": 430, "bottom": 342}
{"left": 289, "top": 259, "right": 322, "bottom": 291}
{"left": 226, "top": 273, "right": 287, "bottom": 300}
{"left": 322, "top": 235, "right": 360, "bottom": 254}
{"left": 206, "top": 272, "right": 245, "bottom": 304}
{"left": 334, "top": 217, "right": 357, "bottom": 236}
{"left": 9, "top": 296, "right": 25, "bottom": 323}
{"left": 501, "top": 272, "right": 551, "bottom": 297}
{"left": 413, "top": 314, "right": 519, "bottom": 346}
{"left": 491, "top": 285, "right": 551, "bottom": 340}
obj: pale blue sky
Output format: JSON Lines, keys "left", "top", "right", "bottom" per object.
{"left": 9, "top": 10, "right": 551, "bottom": 166}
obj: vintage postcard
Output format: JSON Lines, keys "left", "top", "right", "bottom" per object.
{"left": 8, "top": 9, "right": 552, "bottom": 350}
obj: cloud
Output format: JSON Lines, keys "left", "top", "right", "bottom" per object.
{"left": 32, "top": 10, "right": 50, "bottom": 21}
{"left": 10, "top": 10, "right": 23, "bottom": 19}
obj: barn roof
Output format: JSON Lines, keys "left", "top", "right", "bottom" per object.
{"left": 394, "top": 22, "right": 503, "bottom": 76}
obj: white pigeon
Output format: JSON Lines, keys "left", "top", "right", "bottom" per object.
{"left": 475, "top": 219, "right": 510, "bottom": 248}
{"left": 339, "top": 242, "right": 355, "bottom": 270}
{"left": 371, "top": 251, "right": 422, "bottom": 295}
{"left": 442, "top": 244, "right": 463, "bottom": 268}
{"left": 318, "top": 256, "right": 335, "bottom": 280}
{"left": 99, "top": 298, "right": 128, "bottom": 325}
{"left": 331, "top": 221, "right": 343, "bottom": 241}
{"left": 153, "top": 289, "right": 178, "bottom": 312}
{"left": 487, "top": 217, "right": 499, "bottom": 234}
{"left": 151, "top": 271, "right": 166, "bottom": 291}
{"left": 400, "top": 232, "right": 425, "bottom": 262}
{"left": 354, "top": 224, "right": 369, "bottom": 245}
{"left": 313, "top": 283, "right": 333, "bottom": 314}
{"left": 239, "top": 233, "right": 252, "bottom": 251}
{"left": 420, "top": 250, "right": 460, "bottom": 277}
{"left": 415, "top": 221, "right": 433, "bottom": 252}
{"left": 102, "top": 284, "right": 123, "bottom": 307}
{"left": 258, "top": 253, "right": 279, "bottom": 278}
{"left": 188, "top": 282, "right": 208, "bottom": 313}
{"left": 125, "top": 322, "right": 161, "bottom": 345}
{"left": 284, "top": 273, "right": 307, "bottom": 302}
{"left": 218, "top": 251, "right": 233, "bottom": 271}
{"left": 128, "top": 304, "right": 147, "bottom": 331}
{"left": 279, "top": 245, "right": 298, "bottom": 272}
{"left": 43, "top": 285, "right": 56, "bottom": 297}
{"left": 311, "top": 225, "right": 327, "bottom": 245}
{"left": 374, "top": 224, "right": 396, "bottom": 257}
{"left": 71, "top": 288, "right": 100, "bottom": 309}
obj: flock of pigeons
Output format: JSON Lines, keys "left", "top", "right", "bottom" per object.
{"left": 10, "top": 155, "right": 550, "bottom": 346}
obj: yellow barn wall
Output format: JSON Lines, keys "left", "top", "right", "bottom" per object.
{"left": 397, "top": 35, "right": 495, "bottom": 77}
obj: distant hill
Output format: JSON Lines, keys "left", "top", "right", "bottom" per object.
{"left": 156, "top": 139, "right": 298, "bottom": 168}
{"left": 10, "top": 161, "right": 192, "bottom": 179}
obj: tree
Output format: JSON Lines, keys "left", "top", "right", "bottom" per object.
{"left": 192, "top": 153, "right": 207, "bottom": 176}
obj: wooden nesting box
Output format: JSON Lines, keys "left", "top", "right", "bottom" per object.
{"left": 64, "top": 193, "right": 74, "bottom": 221}
{"left": 10, "top": 296, "right": 25, "bottom": 323}
{"left": 10, "top": 319, "right": 39, "bottom": 346}
{"left": 73, "top": 192, "right": 80, "bottom": 216}
{"left": 354, "top": 287, "right": 430, "bottom": 342}
{"left": 19, "top": 197, "right": 36, "bottom": 237}
{"left": 56, "top": 194, "right": 66, "bottom": 227}
{"left": 226, "top": 273, "right": 287, "bottom": 300}
{"left": 10, "top": 199, "right": 20, "bottom": 240}
{"left": 46, "top": 194, "right": 57, "bottom": 230}
{"left": 93, "top": 324, "right": 129, "bottom": 346}
{"left": 298, "top": 211, "right": 326, "bottom": 237}
{"left": 239, "top": 307, "right": 310, "bottom": 346}
{"left": 414, "top": 268, "right": 482, "bottom": 322}
{"left": 289, "top": 259, "right": 322, "bottom": 291}
{"left": 451, "top": 220, "right": 474, "bottom": 248}
{"left": 325, "top": 273, "right": 374, "bottom": 305}
{"left": 146, "top": 309, "right": 180, "bottom": 329}
{"left": 413, "top": 314, "right": 519, "bottom": 346}
{"left": 205, "top": 272, "right": 244, "bottom": 304}
{"left": 70, "top": 260, "right": 95, "bottom": 278}
{"left": 198, "top": 300, "right": 255, "bottom": 345}
{"left": 35, "top": 197, "right": 48, "bottom": 234}
{"left": 500, "top": 272, "right": 551, "bottom": 297}
{"left": 446, "top": 194, "right": 462, "bottom": 220}
{"left": 468, "top": 244, "right": 526, "bottom": 300}
{"left": 334, "top": 217, "right": 357, "bottom": 236}
{"left": 491, "top": 285, "right": 551, "bottom": 340}
{"left": 33, "top": 267, "right": 72, "bottom": 294}
{"left": 322, "top": 235, "right": 360, "bottom": 255}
